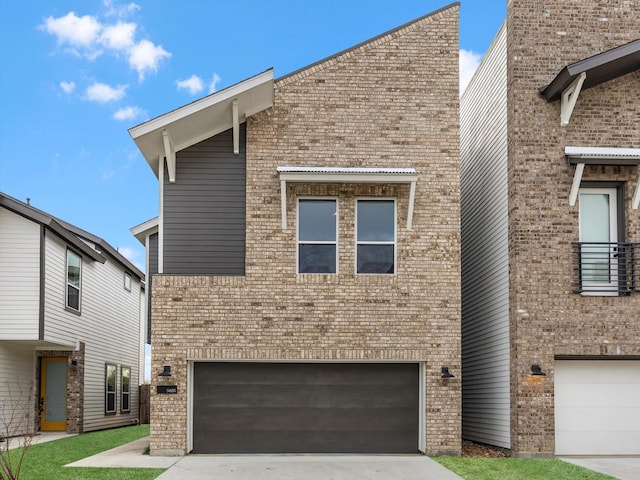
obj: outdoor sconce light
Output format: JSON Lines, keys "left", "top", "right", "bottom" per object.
{"left": 158, "top": 365, "right": 172, "bottom": 377}
{"left": 530, "top": 364, "right": 546, "bottom": 376}
{"left": 441, "top": 367, "right": 455, "bottom": 379}
{"left": 70, "top": 359, "right": 78, "bottom": 367}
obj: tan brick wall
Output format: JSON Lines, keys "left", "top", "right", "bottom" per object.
{"left": 506, "top": 0, "right": 640, "bottom": 455}
{"left": 151, "top": 4, "right": 461, "bottom": 455}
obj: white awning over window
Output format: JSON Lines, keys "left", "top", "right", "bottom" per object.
{"left": 565, "top": 147, "right": 640, "bottom": 209}
{"left": 277, "top": 166, "right": 418, "bottom": 230}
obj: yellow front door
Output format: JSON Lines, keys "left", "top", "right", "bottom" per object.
{"left": 40, "top": 357, "right": 67, "bottom": 431}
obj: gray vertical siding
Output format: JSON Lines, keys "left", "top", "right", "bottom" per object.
{"left": 147, "top": 233, "right": 158, "bottom": 343}
{"left": 460, "top": 23, "right": 511, "bottom": 449}
{"left": 163, "top": 126, "right": 246, "bottom": 275}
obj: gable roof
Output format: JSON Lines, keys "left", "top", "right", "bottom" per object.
{"left": 129, "top": 69, "right": 274, "bottom": 177}
{"left": 540, "top": 38, "right": 640, "bottom": 101}
{"left": 0, "top": 192, "right": 144, "bottom": 279}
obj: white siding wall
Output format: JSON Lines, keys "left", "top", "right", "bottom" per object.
{"left": 0, "top": 208, "right": 40, "bottom": 340}
{"left": 43, "top": 232, "right": 142, "bottom": 431}
{"left": 0, "top": 342, "right": 36, "bottom": 436}
{"left": 460, "top": 23, "right": 511, "bottom": 448}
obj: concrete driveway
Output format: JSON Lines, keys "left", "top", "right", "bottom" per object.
{"left": 153, "top": 455, "right": 464, "bottom": 480}
{"left": 560, "top": 457, "right": 640, "bottom": 480}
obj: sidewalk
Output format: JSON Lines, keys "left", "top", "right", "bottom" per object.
{"left": 65, "top": 437, "right": 179, "bottom": 469}
{"left": 1, "top": 432, "right": 76, "bottom": 451}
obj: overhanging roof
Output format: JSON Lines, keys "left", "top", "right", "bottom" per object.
{"left": 540, "top": 39, "right": 640, "bottom": 101}
{"left": 277, "top": 166, "right": 419, "bottom": 230}
{"left": 564, "top": 147, "right": 640, "bottom": 210}
{"left": 130, "top": 217, "right": 159, "bottom": 245}
{"left": 565, "top": 146, "right": 640, "bottom": 165}
{"left": 129, "top": 69, "right": 274, "bottom": 178}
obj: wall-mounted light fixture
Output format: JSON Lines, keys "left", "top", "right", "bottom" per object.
{"left": 441, "top": 367, "right": 455, "bottom": 379}
{"left": 70, "top": 359, "right": 78, "bottom": 368}
{"left": 158, "top": 365, "right": 172, "bottom": 377}
{"left": 530, "top": 364, "right": 546, "bottom": 376}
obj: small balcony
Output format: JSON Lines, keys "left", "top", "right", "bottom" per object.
{"left": 572, "top": 242, "right": 639, "bottom": 295}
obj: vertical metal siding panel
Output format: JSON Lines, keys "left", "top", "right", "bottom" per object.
{"left": 460, "top": 24, "right": 511, "bottom": 449}
{"left": 0, "top": 208, "right": 40, "bottom": 339}
{"left": 163, "top": 126, "right": 246, "bottom": 275}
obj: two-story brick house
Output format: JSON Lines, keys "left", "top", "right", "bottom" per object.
{"left": 461, "top": 1, "right": 639, "bottom": 456}
{"left": 0, "top": 193, "right": 145, "bottom": 436}
{"left": 130, "top": 3, "right": 461, "bottom": 456}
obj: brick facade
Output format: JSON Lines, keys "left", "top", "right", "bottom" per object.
{"left": 150, "top": 4, "right": 461, "bottom": 456}
{"left": 506, "top": 0, "right": 640, "bottom": 455}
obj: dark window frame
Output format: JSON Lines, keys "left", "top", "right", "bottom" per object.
{"left": 120, "top": 365, "right": 131, "bottom": 413}
{"left": 65, "top": 249, "right": 82, "bottom": 314}
{"left": 105, "top": 363, "right": 117, "bottom": 415}
{"left": 297, "top": 198, "right": 338, "bottom": 274}
{"left": 356, "top": 198, "right": 397, "bottom": 275}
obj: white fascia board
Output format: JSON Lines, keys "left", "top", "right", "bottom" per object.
{"left": 130, "top": 217, "right": 159, "bottom": 245}
{"left": 129, "top": 69, "right": 274, "bottom": 139}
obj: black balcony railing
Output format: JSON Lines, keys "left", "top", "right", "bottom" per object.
{"left": 572, "top": 242, "right": 639, "bottom": 294}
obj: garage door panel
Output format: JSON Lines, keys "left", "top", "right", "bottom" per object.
{"left": 555, "top": 360, "right": 640, "bottom": 455}
{"left": 195, "top": 384, "right": 418, "bottom": 409}
{"left": 555, "top": 384, "right": 640, "bottom": 408}
{"left": 193, "top": 362, "right": 420, "bottom": 453}
{"left": 194, "top": 406, "right": 418, "bottom": 432}
{"left": 200, "top": 429, "right": 417, "bottom": 454}
{"left": 195, "top": 363, "right": 417, "bottom": 386}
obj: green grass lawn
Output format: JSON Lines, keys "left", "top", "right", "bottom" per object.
{"left": 434, "top": 457, "right": 617, "bottom": 480}
{"left": 5, "top": 425, "right": 164, "bottom": 480}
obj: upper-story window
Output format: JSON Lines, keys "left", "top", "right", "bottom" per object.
{"left": 66, "top": 250, "right": 82, "bottom": 312}
{"left": 356, "top": 199, "right": 396, "bottom": 274}
{"left": 124, "top": 272, "right": 131, "bottom": 291}
{"left": 297, "top": 199, "right": 337, "bottom": 274}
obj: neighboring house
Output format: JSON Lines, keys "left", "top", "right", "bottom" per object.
{"left": 461, "top": 1, "right": 639, "bottom": 457}
{"left": 0, "top": 193, "right": 145, "bottom": 436}
{"left": 129, "top": 3, "right": 461, "bottom": 456}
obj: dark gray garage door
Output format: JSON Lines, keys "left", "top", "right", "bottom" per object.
{"left": 192, "top": 362, "right": 419, "bottom": 453}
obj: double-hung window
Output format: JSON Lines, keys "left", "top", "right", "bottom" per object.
{"left": 121, "top": 366, "right": 131, "bottom": 413}
{"left": 298, "top": 199, "right": 337, "bottom": 274}
{"left": 66, "top": 250, "right": 82, "bottom": 311}
{"left": 105, "top": 363, "right": 117, "bottom": 414}
{"left": 356, "top": 199, "right": 396, "bottom": 274}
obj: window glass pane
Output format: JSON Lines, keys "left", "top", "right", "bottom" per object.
{"left": 299, "top": 200, "right": 336, "bottom": 242}
{"left": 107, "top": 393, "right": 115, "bottom": 412}
{"left": 107, "top": 365, "right": 116, "bottom": 391}
{"left": 67, "top": 285, "right": 80, "bottom": 310}
{"left": 67, "top": 251, "right": 81, "bottom": 287}
{"left": 124, "top": 273, "right": 131, "bottom": 291}
{"left": 357, "top": 245, "right": 395, "bottom": 273}
{"left": 579, "top": 193, "right": 610, "bottom": 243}
{"left": 299, "top": 244, "right": 336, "bottom": 273}
{"left": 122, "top": 367, "right": 130, "bottom": 393}
{"left": 357, "top": 201, "right": 394, "bottom": 241}
{"left": 122, "top": 394, "right": 129, "bottom": 412}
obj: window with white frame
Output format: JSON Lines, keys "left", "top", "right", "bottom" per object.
{"left": 356, "top": 199, "right": 396, "bottom": 274}
{"left": 105, "top": 363, "right": 117, "bottom": 414}
{"left": 297, "top": 199, "right": 337, "bottom": 274}
{"left": 121, "top": 366, "right": 131, "bottom": 413}
{"left": 66, "top": 250, "right": 82, "bottom": 311}
{"left": 124, "top": 272, "right": 131, "bottom": 291}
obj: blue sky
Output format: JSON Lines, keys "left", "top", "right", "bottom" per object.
{"left": 0, "top": 0, "right": 505, "bottom": 272}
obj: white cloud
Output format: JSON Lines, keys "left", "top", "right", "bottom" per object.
{"left": 41, "top": 12, "right": 101, "bottom": 49}
{"left": 103, "top": 0, "right": 140, "bottom": 18}
{"left": 40, "top": 5, "right": 170, "bottom": 80}
{"left": 208, "top": 73, "right": 221, "bottom": 94}
{"left": 176, "top": 75, "right": 204, "bottom": 95}
{"left": 86, "top": 82, "right": 127, "bottom": 103}
{"left": 113, "top": 105, "right": 146, "bottom": 121}
{"left": 460, "top": 49, "right": 482, "bottom": 96}
{"left": 128, "top": 39, "right": 171, "bottom": 80}
{"left": 60, "top": 80, "right": 76, "bottom": 93}
{"left": 100, "top": 21, "right": 136, "bottom": 50}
